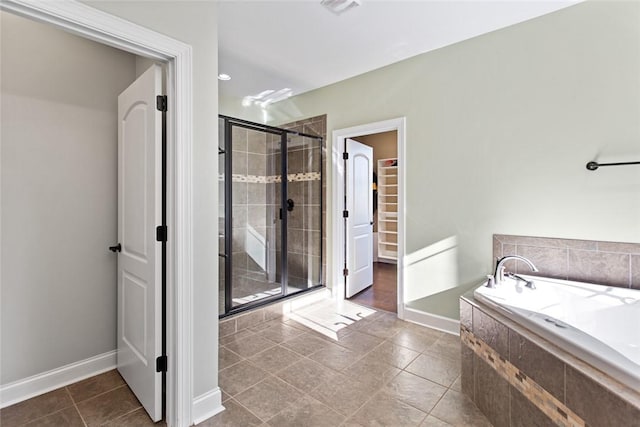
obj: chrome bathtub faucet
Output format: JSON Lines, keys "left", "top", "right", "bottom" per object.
{"left": 488, "top": 255, "right": 539, "bottom": 289}
{"left": 505, "top": 272, "right": 537, "bottom": 290}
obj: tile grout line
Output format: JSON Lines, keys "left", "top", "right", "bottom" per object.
{"left": 13, "top": 402, "right": 79, "bottom": 427}
{"left": 260, "top": 372, "right": 346, "bottom": 426}
{"left": 221, "top": 319, "right": 390, "bottom": 422}
{"left": 221, "top": 314, "right": 455, "bottom": 425}
{"left": 334, "top": 334, "right": 432, "bottom": 423}
{"left": 224, "top": 396, "right": 268, "bottom": 425}
{"left": 103, "top": 406, "right": 144, "bottom": 425}
{"left": 70, "top": 383, "right": 130, "bottom": 406}
{"left": 228, "top": 369, "right": 311, "bottom": 425}
{"left": 65, "top": 387, "right": 88, "bottom": 427}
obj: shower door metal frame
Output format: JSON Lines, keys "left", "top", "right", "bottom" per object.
{"left": 219, "top": 115, "right": 324, "bottom": 318}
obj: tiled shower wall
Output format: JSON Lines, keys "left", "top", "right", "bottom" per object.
{"left": 493, "top": 234, "right": 640, "bottom": 289}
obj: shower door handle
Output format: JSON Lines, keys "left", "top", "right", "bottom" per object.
{"left": 280, "top": 199, "right": 295, "bottom": 220}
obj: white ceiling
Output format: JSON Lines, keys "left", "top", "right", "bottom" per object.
{"left": 218, "top": 1, "right": 579, "bottom": 103}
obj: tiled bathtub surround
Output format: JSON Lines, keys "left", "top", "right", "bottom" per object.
{"left": 460, "top": 328, "right": 585, "bottom": 427}
{"left": 460, "top": 298, "right": 640, "bottom": 427}
{"left": 493, "top": 234, "right": 640, "bottom": 289}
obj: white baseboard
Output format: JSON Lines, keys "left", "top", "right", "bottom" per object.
{"left": 403, "top": 306, "right": 460, "bottom": 335}
{"left": 192, "top": 388, "right": 224, "bottom": 425}
{"left": 0, "top": 350, "right": 117, "bottom": 408}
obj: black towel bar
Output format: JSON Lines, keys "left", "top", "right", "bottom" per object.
{"left": 586, "top": 160, "right": 640, "bottom": 171}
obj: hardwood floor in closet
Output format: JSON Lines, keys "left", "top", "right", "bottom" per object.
{"left": 349, "top": 262, "right": 397, "bottom": 313}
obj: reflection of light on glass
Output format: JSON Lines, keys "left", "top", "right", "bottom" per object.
{"left": 217, "top": 73, "right": 231, "bottom": 81}
{"left": 320, "top": 0, "right": 361, "bottom": 15}
{"left": 245, "top": 224, "right": 266, "bottom": 270}
{"left": 242, "top": 88, "right": 292, "bottom": 108}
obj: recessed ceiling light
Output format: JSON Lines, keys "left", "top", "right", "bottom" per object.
{"left": 321, "top": 0, "right": 361, "bottom": 15}
{"left": 218, "top": 73, "right": 231, "bottom": 81}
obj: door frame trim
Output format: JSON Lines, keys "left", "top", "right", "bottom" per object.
{"left": 331, "top": 118, "right": 406, "bottom": 318}
{"left": 0, "top": 1, "right": 194, "bottom": 425}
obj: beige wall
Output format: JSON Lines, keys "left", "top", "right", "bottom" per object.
{"left": 353, "top": 131, "right": 398, "bottom": 174}
{"left": 84, "top": 0, "right": 220, "bottom": 398}
{"left": 0, "top": 12, "right": 137, "bottom": 383}
{"left": 221, "top": 1, "right": 640, "bottom": 317}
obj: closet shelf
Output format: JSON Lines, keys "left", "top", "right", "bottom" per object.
{"left": 377, "top": 157, "right": 398, "bottom": 261}
{"left": 379, "top": 241, "right": 398, "bottom": 247}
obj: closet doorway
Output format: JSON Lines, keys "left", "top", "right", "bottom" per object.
{"left": 0, "top": 4, "right": 193, "bottom": 424}
{"left": 332, "top": 118, "right": 406, "bottom": 317}
{"left": 346, "top": 132, "right": 398, "bottom": 312}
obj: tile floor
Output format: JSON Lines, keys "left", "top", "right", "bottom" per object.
{"left": 2, "top": 300, "right": 491, "bottom": 427}
{"left": 205, "top": 302, "right": 492, "bottom": 426}
{"left": 0, "top": 370, "right": 160, "bottom": 426}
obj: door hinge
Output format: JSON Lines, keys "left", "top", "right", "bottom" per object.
{"left": 343, "top": 152, "right": 349, "bottom": 160}
{"left": 156, "top": 225, "right": 168, "bottom": 242}
{"left": 343, "top": 210, "right": 349, "bottom": 218}
{"left": 156, "top": 95, "right": 167, "bottom": 112}
{"left": 343, "top": 268, "right": 349, "bottom": 276}
{"left": 156, "top": 355, "right": 167, "bottom": 372}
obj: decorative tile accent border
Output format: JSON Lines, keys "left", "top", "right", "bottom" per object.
{"left": 461, "top": 327, "right": 586, "bottom": 427}
{"left": 288, "top": 172, "right": 321, "bottom": 182}
{"left": 218, "top": 172, "right": 321, "bottom": 183}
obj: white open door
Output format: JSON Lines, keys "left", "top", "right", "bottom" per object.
{"left": 345, "top": 139, "right": 374, "bottom": 298}
{"left": 116, "top": 65, "right": 163, "bottom": 421}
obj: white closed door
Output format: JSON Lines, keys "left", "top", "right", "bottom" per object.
{"left": 346, "top": 139, "right": 374, "bottom": 298}
{"left": 116, "top": 65, "right": 163, "bottom": 421}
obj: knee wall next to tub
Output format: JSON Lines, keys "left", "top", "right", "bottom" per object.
{"left": 459, "top": 298, "right": 640, "bottom": 427}
{"left": 493, "top": 234, "right": 640, "bottom": 289}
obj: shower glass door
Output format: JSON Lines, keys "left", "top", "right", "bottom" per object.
{"left": 227, "top": 122, "right": 283, "bottom": 311}
{"left": 219, "top": 116, "right": 323, "bottom": 317}
{"left": 285, "top": 134, "right": 323, "bottom": 292}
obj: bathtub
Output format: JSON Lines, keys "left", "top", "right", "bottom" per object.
{"left": 474, "top": 275, "right": 640, "bottom": 391}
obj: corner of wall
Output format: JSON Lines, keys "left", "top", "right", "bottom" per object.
{"left": 192, "top": 388, "right": 224, "bottom": 425}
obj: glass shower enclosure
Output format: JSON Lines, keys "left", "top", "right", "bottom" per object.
{"left": 218, "top": 116, "right": 324, "bottom": 317}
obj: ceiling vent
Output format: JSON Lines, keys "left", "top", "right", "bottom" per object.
{"left": 321, "top": 0, "right": 361, "bottom": 15}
